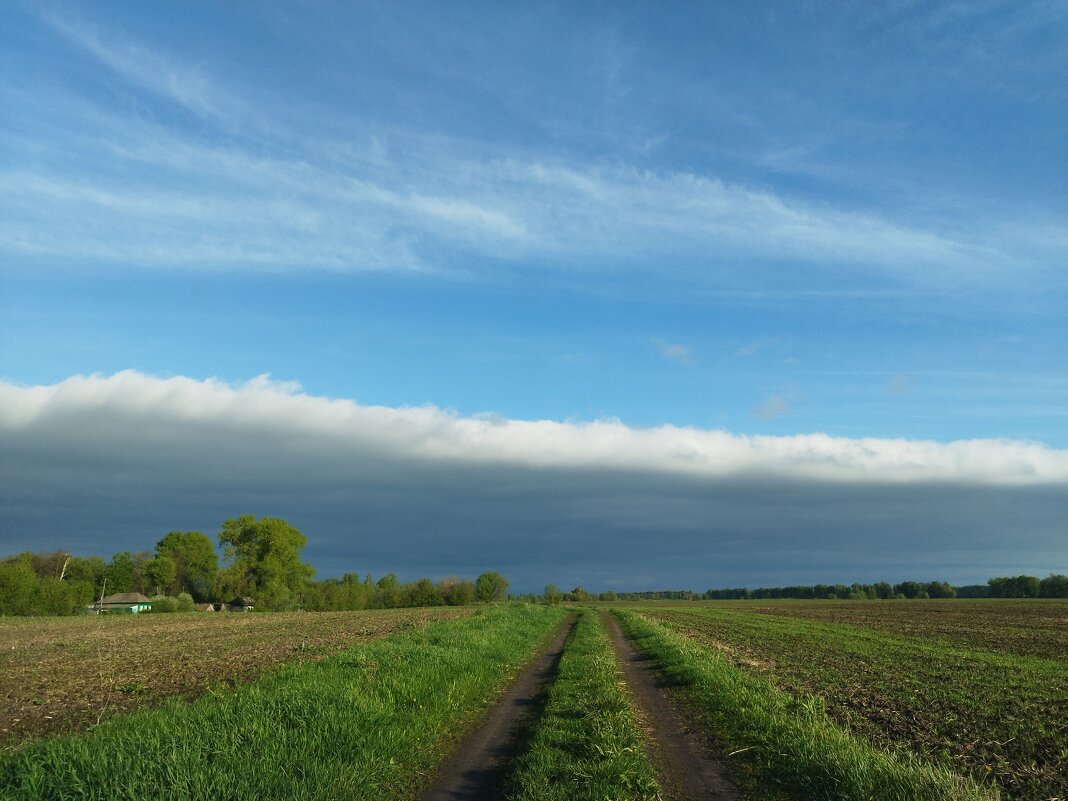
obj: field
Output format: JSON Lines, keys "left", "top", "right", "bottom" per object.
{"left": 637, "top": 601, "right": 1068, "bottom": 801}
{"left": 1, "top": 600, "right": 1063, "bottom": 801}
{"left": 0, "top": 607, "right": 474, "bottom": 748}
{"left": 739, "top": 599, "right": 1068, "bottom": 660}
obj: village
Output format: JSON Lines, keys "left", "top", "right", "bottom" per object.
{"left": 90, "top": 592, "right": 255, "bottom": 614}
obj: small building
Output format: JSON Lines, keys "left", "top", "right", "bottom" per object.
{"left": 194, "top": 603, "right": 216, "bottom": 612}
{"left": 97, "top": 592, "right": 153, "bottom": 614}
{"left": 226, "top": 597, "right": 255, "bottom": 612}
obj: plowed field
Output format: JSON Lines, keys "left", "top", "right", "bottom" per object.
{"left": 0, "top": 607, "right": 474, "bottom": 748}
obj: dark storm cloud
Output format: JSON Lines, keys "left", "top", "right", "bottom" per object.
{"left": 1, "top": 372, "right": 1065, "bottom": 592}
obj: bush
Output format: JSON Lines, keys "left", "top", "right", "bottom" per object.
{"left": 150, "top": 595, "right": 178, "bottom": 613}
{"left": 175, "top": 592, "right": 195, "bottom": 612}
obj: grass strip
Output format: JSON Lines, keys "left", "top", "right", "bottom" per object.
{"left": 500, "top": 609, "right": 660, "bottom": 801}
{"left": 0, "top": 604, "right": 565, "bottom": 801}
{"left": 613, "top": 609, "right": 998, "bottom": 801}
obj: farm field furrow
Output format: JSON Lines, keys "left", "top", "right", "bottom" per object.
{"left": 641, "top": 605, "right": 1068, "bottom": 801}
{"left": 738, "top": 599, "right": 1068, "bottom": 661}
{"left": 0, "top": 604, "right": 566, "bottom": 801}
{"left": 0, "top": 606, "right": 475, "bottom": 748}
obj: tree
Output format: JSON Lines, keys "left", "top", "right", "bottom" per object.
{"left": 449, "top": 579, "right": 476, "bottom": 606}
{"left": 66, "top": 556, "right": 107, "bottom": 595}
{"left": 543, "top": 584, "right": 563, "bottom": 605}
{"left": 925, "top": 581, "right": 956, "bottom": 599}
{"left": 0, "top": 556, "right": 38, "bottom": 615}
{"left": 144, "top": 556, "right": 177, "bottom": 596}
{"left": 105, "top": 551, "right": 136, "bottom": 594}
{"left": 156, "top": 531, "right": 218, "bottom": 600}
{"left": 988, "top": 575, "right": 1040, "bottom": 598}
{"left": 1039, "top": 574, "right": 1068, "bottom": 598}
{"left": 217, "top": 515, "right": 315, "bottom": 610}
{"left": 375, "top": 573, "right": 402, "bottom": 608}
{"left": 475, "top": 571, "right": 508, "bottom": 602}
{"left": 408, "top": 577, "right": 444, "bottom": 607}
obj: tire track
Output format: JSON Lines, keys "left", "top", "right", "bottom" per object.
{"left": 421, "top": 613, "right": 577, "bottom": 801}
{"left": 600, "top": 610, "right": 744, "bottom": 801}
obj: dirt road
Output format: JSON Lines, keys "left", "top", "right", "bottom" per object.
{"left": 421, "top": 614, "right": 577, "bottom": 801}
{"left": 600, "top": 611, "right": 744, "bottom": 801}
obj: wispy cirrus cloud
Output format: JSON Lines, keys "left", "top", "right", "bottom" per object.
{"left": 5, "top": 12, "right": 1062, "bottom": 285}
{"left": 43, "top": 13, "right": 229, "bottom": 121}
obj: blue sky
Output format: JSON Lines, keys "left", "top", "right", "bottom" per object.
{"left": 1, "top": 2, "right": 1066, "bottom": 589}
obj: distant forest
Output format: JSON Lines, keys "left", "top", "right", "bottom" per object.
{"left": 617, "top": 574, "right": 1068, "bottom": 601}
{"left": 2, "top": 514, "right": 1066, "bottom": 616}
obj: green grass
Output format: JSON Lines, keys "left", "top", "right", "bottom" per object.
{"left": 614, "top": 609, "right": 998, "bottom": 801}
{"left": 0, "top": 603, "right": 566, "bottom": 801}
{"left": 500, "top": 609, "right": 660, "bottom": 801}
{"left": 642, "top": 606, "right": 1067, "bottom": 801}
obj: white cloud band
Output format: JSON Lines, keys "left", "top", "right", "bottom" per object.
{"left": 3, "top": 371, "right": 1065, "bottom": 486}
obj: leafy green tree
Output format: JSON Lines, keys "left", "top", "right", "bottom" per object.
{"left": 1039, "top": 574, "right": 1068, "bottom": 598}
{"left": 988, "top": 575, "right": 1041, "bottom": 598}
{"left": 0, "top": 556, "right": 38, "bottom": 615}
{"left": 217, "top": 515, "right": 315, "bottom": 610}
{"left": 375, "top": 572, "right": 402, "bottom": 608}
{"left": 35, "top": 577, "right": 92, "bottom": 615}
{"left": 145, "top": 556, "right": 177, "bottom": 595}
{"left": 925, "top": 581, "right": 956, "bottom": 599}
{"left": 449, "top": 578, "right": 476, "bottom": 606}
{"left": 407, "top": 577, "right": 444, "bottom": 607}
{"left": 475, "top": 571, "right": 508, "bottom": 602}
{"left": 872, "top": 581, "right": 894, "bottom": 599}
{"left": 175, "top": 592, "right": 195, "bottom": 612}
{"left": 893, "top": 580, "right": 923, "bottom": 599}
{"left": 543, "top": 583, "right": 563, "bottom": 605}
{"left": 156, "top": 531, "right": 218, "bottom": 600}
{"left": 105, "top": 551, "right": 136, "bottom": 594}
{"left": 66, "top": 556, "right": 107, "bottom": 595}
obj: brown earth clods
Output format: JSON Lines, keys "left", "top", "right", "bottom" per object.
{"left": 0, "top": 607, "right": 474, "bottom": 749}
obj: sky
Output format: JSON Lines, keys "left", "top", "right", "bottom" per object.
{"left": 1, "top": 1, "right": 1066, "bottom": 592}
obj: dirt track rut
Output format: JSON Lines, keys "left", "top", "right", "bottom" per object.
{"left": 421, "top": 614, "right": 576, "bottom": 801}
{"left": 600, "top": 610, "right": 744, "bottom": 801}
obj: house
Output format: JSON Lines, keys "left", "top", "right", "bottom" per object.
{"left": 226, "top": 597, "right": 255, "bottom": 612}
{"left": 193, "top": 603, "right": 216, "bottom": 612}
{"left": 97, "top": 592, "right": 153, "bottom": 614}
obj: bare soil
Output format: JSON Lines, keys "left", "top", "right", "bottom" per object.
{"left": 0, "top": 607, "right": 473, "bottom": 749}
{"left": 600, "top": 611, "right": 745, "bottom": 801}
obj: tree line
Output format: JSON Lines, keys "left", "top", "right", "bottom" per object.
{"left": 613, "top": 575, "right": 1068, "bottom": 601}
{"left": 0, "top": 515, "right": 508, "bottom": 616}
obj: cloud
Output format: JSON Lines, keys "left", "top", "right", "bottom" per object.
{"left": 43, "top": 14, "right": 228, "bottom": 121}
{"left": 753, "top": 394, "right": 791, "bottom": 420}
{"left": 6, "top": 14, "right": 1063, "bottom": 283}
{"left": 889, "top": 373, "right": 913, "bottom": 395}
{"left": 2, "top": 372, "right": 1066, "bottom": 590}
{"left": 653, "top": 338, "right": 695, "bottom": 366}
